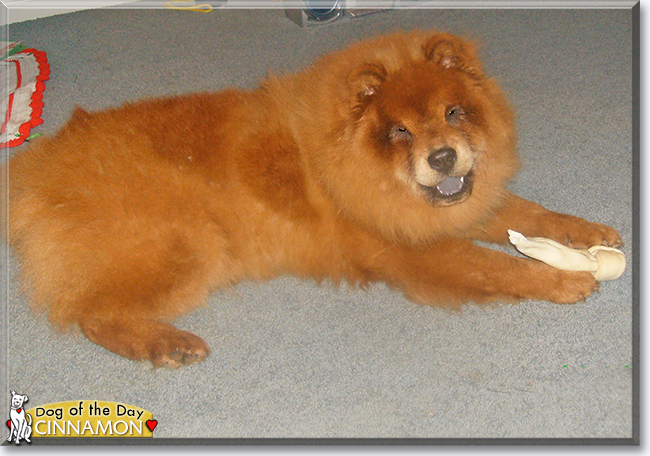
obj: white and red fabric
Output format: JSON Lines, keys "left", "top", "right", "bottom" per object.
{"left": 1, "top": 48, "right": 49, "bottom": 148}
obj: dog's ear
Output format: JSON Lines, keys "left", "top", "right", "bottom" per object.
{"left": 348, "top": 62, "right": 387, "bottom": 101}
{"left": 22, "top": 395, "right": 28, "bottom": 403}
{"left": 347, "top": 62, "right": 387, "bottom": 118}
{"left": 423, "top": 35, "right": 483, "bottom": 76}
{"left": 11, "top": 390, "right": 15, "bottom": 396}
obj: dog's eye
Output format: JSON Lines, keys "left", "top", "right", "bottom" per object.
{"left": 445, "top": 105, "right": 465, "bottom": 124}
{"left": 389, "top": 125, "right": 412, "bottom": 142}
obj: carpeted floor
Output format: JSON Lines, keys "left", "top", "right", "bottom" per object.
{"left": 1, "top": 3, "right": 637, "bottom": 443}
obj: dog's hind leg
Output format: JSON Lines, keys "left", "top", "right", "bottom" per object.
{"left": 78, "top": 308, "right": 210, "bottom": 367}
{"left": 13, "top": 215, "right": 235, "bottom": 368}
{"left": 70, "top": 240, "right": 221, "bottom": 368}
{"left": 68, "top": 230, "right": 234, "bottom": 368}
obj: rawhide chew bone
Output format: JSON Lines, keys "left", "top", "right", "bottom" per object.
{"left": 508, "top": 230, "right": 626, "bottom": 281}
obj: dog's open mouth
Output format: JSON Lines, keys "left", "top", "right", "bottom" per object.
{"left": 420, "top": 171, "right": 474, "bottom": 206}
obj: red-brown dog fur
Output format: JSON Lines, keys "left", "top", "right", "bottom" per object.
{"left": 5, "top": 31, "right": 621, "bottom": 367}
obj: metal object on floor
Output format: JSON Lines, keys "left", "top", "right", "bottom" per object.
{"left": 285, "top": 0, "right": 393, "bottom": 27}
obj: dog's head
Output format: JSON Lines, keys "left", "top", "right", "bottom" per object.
{"left": 302, "top": 31, "right": 520, "bottom": 242}
{"left": 347, "top": 33, "right": 516, "bottom": 209}
{"left": 10, "top": 391, "right": 28, "bottom": 409}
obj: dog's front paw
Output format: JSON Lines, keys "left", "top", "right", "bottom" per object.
{"left": 544, "top": 214, "right": 622, "bottom": 249}
{"left": 545, "top": 269, "right": 599, "bottom": 304}
{"left": 567, "top": 221, "right": 622, "bottom": 249}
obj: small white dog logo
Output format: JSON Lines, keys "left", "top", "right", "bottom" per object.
{"left": 7, "top": 390, "right": 32, "bottom": 445}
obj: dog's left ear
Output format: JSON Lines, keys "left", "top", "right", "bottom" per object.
{"left": 423, "top": 35, "right": 483, "bottom": 77}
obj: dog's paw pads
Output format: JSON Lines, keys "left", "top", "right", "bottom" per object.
{"left": 150, "top": 329, "right": 210, "bottom": 368}
{"left": 167, "top": 349, "right": 206, "bottom": 366}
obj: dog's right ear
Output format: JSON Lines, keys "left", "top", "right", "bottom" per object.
{"left": 348, "top": 62, "right": 387, "bottom": 103}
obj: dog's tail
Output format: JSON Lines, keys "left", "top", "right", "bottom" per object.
{"left": 26, "top": 413, "right": 32, "bottom": 425}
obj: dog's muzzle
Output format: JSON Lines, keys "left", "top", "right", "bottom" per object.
{"left": 420, "top": 146, "right": 474, "bottom": 206}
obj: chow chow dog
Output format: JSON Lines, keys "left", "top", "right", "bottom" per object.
{"left": 4, "top": 31, "right": 621, "bottom": 367}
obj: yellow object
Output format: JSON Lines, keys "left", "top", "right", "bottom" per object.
{"left": 26, "top": 400, "right": 154, "bottom": 438}
{"left": 164, "top": 0, "right": 213, "bottom": 13}
{"left": 508, "top": 230, "right": 626, "bottom": 281}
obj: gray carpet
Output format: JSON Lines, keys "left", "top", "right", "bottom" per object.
{"left": 0, "top": 3, "right": 637, "bottom": 442}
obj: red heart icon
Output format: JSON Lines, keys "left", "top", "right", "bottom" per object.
{"left": 17, "top": 409, "right": 21, "bottom": 413}
{"left": 146, "top": 419, "right": 157, "bottom": 432}
{"left": 6, "top": 419, "right": 10, "bottom": 429}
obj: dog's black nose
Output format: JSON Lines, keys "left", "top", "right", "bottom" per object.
{"left": 428, "top": 147, "right": 457, "bottom": 174}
